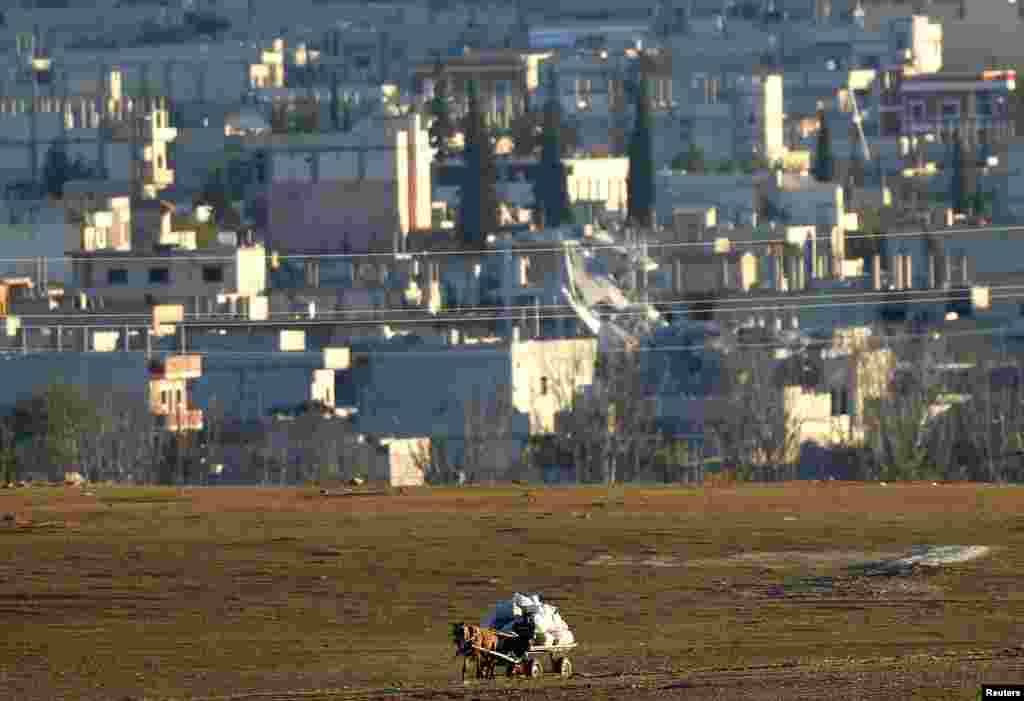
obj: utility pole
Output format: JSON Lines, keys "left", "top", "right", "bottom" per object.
{"left": 29, "top": 23, "right": 40, "bottom": 187}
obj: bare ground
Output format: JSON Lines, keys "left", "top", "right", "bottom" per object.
{"left": 1, "top": 482, "right": 1023, "bottom": 701}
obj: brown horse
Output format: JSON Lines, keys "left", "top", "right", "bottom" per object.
{"left": 452, "top": 623, "right": 500, "bottom": 680}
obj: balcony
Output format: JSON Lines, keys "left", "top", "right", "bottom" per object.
{"left": 156, "top": 409, "right": 204, "bottom": 432}
{"left": 140, "top": 163, "right": 175, "bottom": 186}
{"left": 149, "top": 354, "right": 202, "bottom": 380}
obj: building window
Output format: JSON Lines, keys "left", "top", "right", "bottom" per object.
{"left": 941, "top": 100, "right": 960, "bottom": 121}
{"left": 202, "top": 265, "right": 224, "bottom": 283}
{"left": 831, "top": 387, "right": 849, "bottom": 416}
{"left": 161, "top": 390, "right": 168, "bottom": 405}
{"left": 909, "top": 100, "right": 925, "bottom": 122}
{"left": 149, "top": 267, "right": 170, "bottom": 284}
{"left": 540, "top": 376, "right": 549, "bottom": 396}
{"left": 107, "top": 269, "right": 128, "bottom": 285}
{"left": 976, "top": 93, "right": 993, "bottom": 118}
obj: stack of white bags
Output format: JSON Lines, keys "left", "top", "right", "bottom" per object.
{"left": 481, "top": 592, "right": 575, "bottom": 647}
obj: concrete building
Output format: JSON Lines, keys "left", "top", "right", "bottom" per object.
{"left": 671, "top": 72, "right": 784, "bottom": 165}
{"left": 42, "top": 40, "right": 286, "bottom": 106}
{"left": 535, "top": 47, "right": 674, "bottom": 157}
{"left": 433, "top": 155, "right": 629, "bottom": 212}
{"left": 0, "top": 90, "right": 176, "bottom": 196}
{"left": 654, "top": 173, "right": 765, "bottom": 228}
{"left": 148, "top": 354, "right": 204, "bottom": 432}
{"left": 0, "top": 351, "right": 148, "bottom": 412}
{"left": 0, "top": 202, "right": 73, "bottom": 285}
{"left": 528, "top": 22, "right": 651, "bottom": 52}
{"left": 786, "top": 327, "right": 896, "bottom": 455}
{"left": 255, "top": 112, "right": 433, "bottom": 254}
{"left": 356, "top": 337, "right": 598, "bottom": 474}
{"left": 879, "top": 68, "right": 1017, "bottom": 148}
{"left": 859, "top": 0, "right": 1024, "bottom": 71}
{"left": 412, "top": 48, "right": 551, "bottom": 129}
{"left": 69, "top": 240, "right": 267, "bottom": 311}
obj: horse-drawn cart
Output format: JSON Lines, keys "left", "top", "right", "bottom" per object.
{"left": 473, "top": 634, "right": 577, "bottom": 679}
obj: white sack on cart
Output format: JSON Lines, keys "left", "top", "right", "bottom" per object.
{"left": 513, "top": 592, "right": 542, "bottom": 614}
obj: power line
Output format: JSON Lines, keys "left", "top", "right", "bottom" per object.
{"left": 6, "top": 283, "right": 1019, "bottom": 322}
{"left": 2, "top": 321, "right": 1020, "bottom": 358}
{"left": 6, "top": 286, "right": 1007, "bottom": 332}
{"left": 3, "top": 289, "right": 1016, "bottom": 334}
{"left": 2, "top": 223, "right": 1023, "bottom": 264}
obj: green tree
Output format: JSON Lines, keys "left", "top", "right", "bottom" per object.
{"left": 531, "top": 69, "right": 572, "bottom": 229}
{"left": 457, "top": 79, "right": 500, "bottom": 249}
{"left": 11, "top": 384, "right": 100, "bottom": 478}
{"left": 949, "top": 130, "right": 970, "bottom": 214}
{"left": 511, "top": 109, "right": 579, "bottom": 158}
{"left": 671, "top": 143, "right": 705, "bottom": 173}
{"left": 626, "top": 76, "right": 655, "bottom": 227}
{"left": 427, "top": 57, "right": 456, "bottom": 161}
{"left": 0, "top": 421, "right": 17, "bottom": 485}
{"left": 812, "top": 108, "right": 834, "bottom": 183}
{"left": 329, "top": 70, "right": 343, "bottom": 131}
{"left": 341, "top": 97, "right": 353, "bottom": 132}
{"left": 43, "top": 383, "right": 100, "bottom": 477}
{"left": 41, "top": 140, "right": 96, "bottom": 198}
{"left": 197, "top": 167, "right": 244, "bottom": 231}
{"left": 510, "top": 110, "right": 541, "bottom": 157}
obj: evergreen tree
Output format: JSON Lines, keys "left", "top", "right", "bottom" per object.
{"left": 510, "top": 111, "right": 540, "bottom": 157}
{"left": 341, "top": 97, "right": 353, "bottom": 132}
{"left": 626, "top": 74, "right": 654, "bottom": 227}
{"left": 42, "top": 140, "right": 95, "bottom": 199}
{"left": 532, "top": 69, "right": 572, "bottom": 229}
{"left": 457, "top": 80, "right": 499, "bottom": 248}
{"left": 812, "top": 108, "right": 834, "bottom": 183}
{"left": 427, "top": 57, "right": 456, "bottom": 161}
{"left": 329, "top": 69, "right": 341, "bottom": 131}
{"left": 847, "top": 123, "right": 864, "bottom": 189}
{"left": 950, "top": 129, "right": 969, "bottom": 214}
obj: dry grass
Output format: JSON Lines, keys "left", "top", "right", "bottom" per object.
{"left": 0, "top": 482, "right": 1022, "bottom": 701}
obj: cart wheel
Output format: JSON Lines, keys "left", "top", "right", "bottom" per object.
{"left": 528, "top": 659, "right": 543, "bottom": 679}
{"left": 556, "top": 657, "right": 572, "bottom": 679}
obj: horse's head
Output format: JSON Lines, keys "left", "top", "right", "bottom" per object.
{"left": 452, "top": 623, "right": 472, "bottom": 657}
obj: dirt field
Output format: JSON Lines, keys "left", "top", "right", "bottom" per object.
{"left": 1, "top": 482, "right": 1023, "bottom": 701}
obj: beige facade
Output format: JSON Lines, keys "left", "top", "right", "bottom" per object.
{"left": 413, "top": 49, "right": 546, "bottom": 128}
{"left": 371, "top": 438, "right": 428, "bottom": 487}
{"left": 565, "top": 157, "right": 630, "bottom": 212}
{"left": 148, "top": 354, "right": 204, "bottom": 432}
{"left": 510, "top": 338, "right": 598, "bottom": 434}
{"left": 785, "top": 331, "right": 896, "bottom": 452}
{"left": 864, "top": 1, "right": 1022, "bottom": 71}
{"left": 66, "top": 195, "right": 132, "bottom": 252}
{"left": 259, "top": 113, "right": 432, "bottom": 252}
{"left": 71, "top": 243, "right": 267, "bottom": 307}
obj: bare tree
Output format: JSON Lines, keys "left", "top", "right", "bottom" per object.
{"left": 603, "top": 350, "right": 658, "bottom": 483}
{"left": 462, "top": 384, "right": 517, "bottom": 483}
{"left": 555, "top": 383, "right": 613, "bottom": 483}
{"left": 652, "top": 438, "right": 706, "bottom": 483}
{"left": 410, "top": 435, "right": 459, "bottom": 485}
{"left": 708, "top": 349, "right": 803, "bottom": 481}
{"left": 0, "top": 420, "right": 17, "bottom": 485}
{"left": 954, "top": 358, "right": 1024, "bottom": 482}
{"left": 862, "top": 335, "right": 950, "bottom": 481}
{"left": 202, "top": 398, "right": 227, "bottom": 485}
{"left": 543, "top": 349, "right": 650, "bottom": 484}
